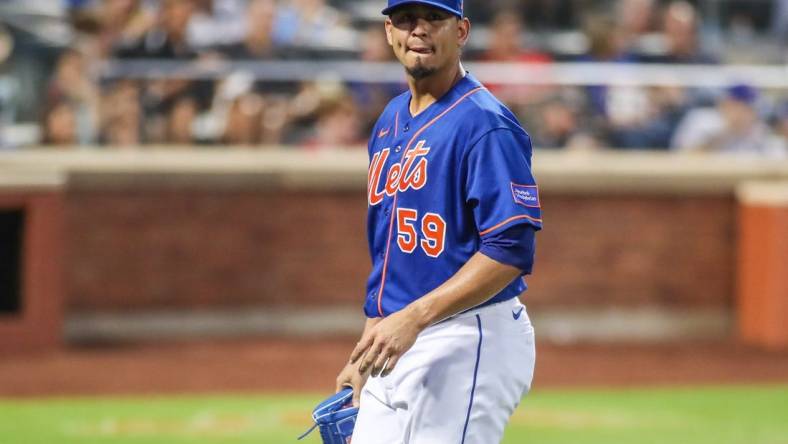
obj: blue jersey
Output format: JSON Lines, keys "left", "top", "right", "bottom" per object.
{"left": 364, "top": 73, "right": 542, "bottom": 318}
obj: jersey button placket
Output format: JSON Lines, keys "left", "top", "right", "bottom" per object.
{"left": 382, "top": 202, "right": 391, "bottom": 260}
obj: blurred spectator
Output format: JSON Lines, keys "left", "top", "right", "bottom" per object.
{"left": 646, "top": 1, "right": 718, "bottom": 64}
{"left": 300, "top": 82, "right": 362, "bottom": 149}
{"left": 167, "top": 95, "right": 198, "bottom": 143}
{"left": 580, "top": 14, "right": 630, "bottom": 63}
{"left": 100, "top": 80, "right": 142, "bottom": 145}
{"left": 45, "top": 49, "right": 99, "bottom": 144}
{"left": 271, "top": 0, "right": 354, "bottom": 49}
{"left": 774, "top": 0, "right": 788, "bottom": 62}
{"left": 303, "top": 97, "right": 362, "bottom": 149}
{"left": 483, "top": 10, "right": 551, "bottom": 64}
{"left": 577, "top": 14, "right": 635, "bottom": 133}
{"left": 766, "top": 101, "right": 788, "bottom": 156}
{"left": 209, "top": 71, "right": 265, "bottom": 145}
{"left": 140, "top": 76, "right": 212, "bottom": 144}
{"left": 481, "top": 10, "right": 554, "bottom": 106}
{"left": 117, "top": 0, "right": 197, "bottom": 59}
{"left": 114, "top": 0, "right": 216, "bottom": 144}
{"left": 42, "top": 100, "right": 78, "bottom": 146}
{"left": 186, "top": 0, "right": 247, "bottom": 50}
{"left": 584, "top": 1, "right": 718, "bottom": 148}
{"left": 66, "top": 0, "right": 105, "bottom": 34}
{"left": 618, "top": 0, "right": 656, "bottom": 39}
{"left": 359, "top": 24, "right": 391, "bottom": 63}
{"left": 671, "top": 84, "right": 780, "bottom": 156}
{"left": 260, "top": 83, "right": 322, "bottom": 145}
{"left": 222, "top": 93, "right": 264, "bottom": 145}
{"left": 723, "top": 0, "right": 773, "bottom": 49}
{"left": 608, "top": 86, "right": 688, "bottom": 150}
{"left": 97, "top": 0, "right": 157, "bottom": 58}
{"left": 467, "top": 0, "right": 579, "bottom": 31}
{"left": 217, "top": 0, "right": 278, "bottom": 59}
{"left": 201, "top": 69, "right": 287, "bottom": 146}
{"left": 348, "top": 24, "right": 403, "bottom": 136}
{"left": 774, "top": 102, "right": 788, "bottom": 139}
{"left": 643, "top": 2, "right": 720, "bottom": 128}
{"left": 0, "top": 25, "right": 15, "bottom": 149}
{"left": 200, "top": 0, "right": 279, "bottom": 144}
{"left": 66, "top": 0, "right": 156, "bottom": 58}
{"left": 529, "top": 93, "right": 590, "bottom": 149}
{"left": 616, "top": 0, "right": 658, "bottom": 55}
{"left": 259, "top": 95, "right": 291, "bottom": 144}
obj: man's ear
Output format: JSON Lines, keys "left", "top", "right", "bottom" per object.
{"left": 458, "top": 17, "right": 470, "bottom": 47}
{"left": 384, "top": 19, "right": 394, "bottom": 46}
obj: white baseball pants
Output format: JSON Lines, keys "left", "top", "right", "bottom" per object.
{"left": 352, "top": 297, "right": 536, "bottom": 444}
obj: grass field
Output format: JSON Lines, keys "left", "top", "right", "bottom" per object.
{"left": 1, "top": 385, "right": 787, "bottom": 444}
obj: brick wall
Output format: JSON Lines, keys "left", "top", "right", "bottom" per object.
{"left": 65, "top": 188, "right": 735, "bottom": 312}
{"left": 526, "top": 194, "right": 735, "bottom": 309}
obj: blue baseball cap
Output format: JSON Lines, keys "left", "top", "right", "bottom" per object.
{"left": 382, "top": 0, "right": 464, "bottom": 18}
{"left": 727, "top": 83, "right": 758, "bottom": 105}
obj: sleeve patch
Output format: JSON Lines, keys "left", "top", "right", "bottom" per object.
{"left": 511, "top": 183, "right": 540, "bottom": 208}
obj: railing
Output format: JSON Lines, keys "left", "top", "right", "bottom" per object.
{"left": 95, "top": 59, "right": 788, "bottom": 88}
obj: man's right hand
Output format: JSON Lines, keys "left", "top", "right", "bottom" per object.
{"left": 335, "top": 358, "right": 369, "bottom": 408}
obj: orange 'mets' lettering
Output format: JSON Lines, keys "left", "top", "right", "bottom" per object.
{"left": 367, "top": 141, "right": 431, "bottom": 206}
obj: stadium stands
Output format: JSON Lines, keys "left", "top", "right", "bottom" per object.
{"left": 0, "top": 0, "right": 784, "bottom": 155}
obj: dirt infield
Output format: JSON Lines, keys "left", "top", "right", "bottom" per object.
{"left": 1, "top": 338, "right": 787, "bottom": 397}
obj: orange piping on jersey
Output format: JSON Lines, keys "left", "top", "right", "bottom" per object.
{"left": 479, "top": 214, "right": 542, "bottom": 237}
{"left": 376, "top": 86, "right": 484, "bottom": 316}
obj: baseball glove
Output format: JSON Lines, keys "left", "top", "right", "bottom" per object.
{"left": 297, "top": 387, "right": 359, "bottom": 443}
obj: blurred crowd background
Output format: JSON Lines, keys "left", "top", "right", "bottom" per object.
{"left": 0, "top": 0, "right": 787, "bottom": 155}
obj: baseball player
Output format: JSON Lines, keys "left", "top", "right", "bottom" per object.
{"left": 335, "top": 1, "right": 542, "bottom": 442}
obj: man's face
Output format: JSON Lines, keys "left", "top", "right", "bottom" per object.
{"left": 719, "top": 98, "right": 757, "bottom": 133}
{"left": 384, "top": 5, "right": 469, "bottom": 80}
{"left": 163, "top": 0, "right": 195, "bottom": 35}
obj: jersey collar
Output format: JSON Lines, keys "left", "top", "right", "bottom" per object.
{"left": 402, "top": 71, "right": 482, "bottom": 122}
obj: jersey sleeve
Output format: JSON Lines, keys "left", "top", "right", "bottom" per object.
{"left": 464, "top": 128, "right": 542, "bottom": 239}
{"left": 479, "top": 224, "right": 537, "bottom": 275}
